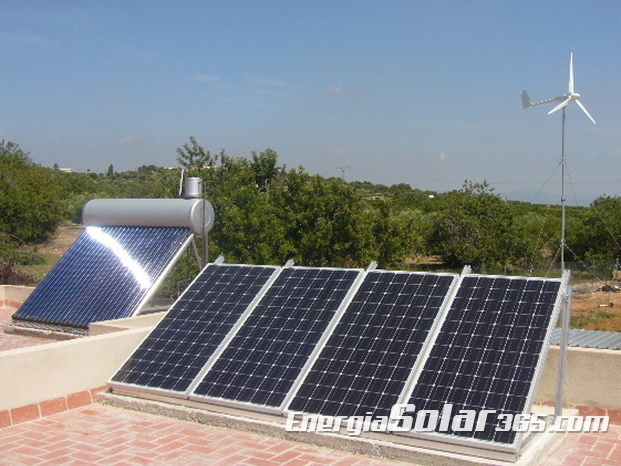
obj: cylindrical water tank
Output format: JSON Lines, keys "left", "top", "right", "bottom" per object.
{"left": 184, "top": 177, "right": 203, "bottom": 199}
{"left": 82, "top": 198, "right": 215, "bottom": 236}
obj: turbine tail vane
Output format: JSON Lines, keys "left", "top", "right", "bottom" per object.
{"left": 521, "top": 91, "right": 533, "bottom": 109}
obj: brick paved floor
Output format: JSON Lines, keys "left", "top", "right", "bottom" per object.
{"left": 0, "top": 402, "right": 619, "bottom": 465}
{"left": 539, "top": 423, "right": 621, "bottom": 466}
{"left": 2, "top": 308, "right": 620, "bottom": 465}
{"left": 0, "top": 308, "right": 52, "bottom": 351}
{"left": 0, "top": 404, "right": 403, "bottom": 465}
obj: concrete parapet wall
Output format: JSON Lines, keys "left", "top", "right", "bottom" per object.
{"left": 537, "top": 345, "right": 621, "bottom": 410}
{"left": 0, "top": 285, "right": 34, "bottom": 309}
{"left": 0, "top": 327, "right": 148, "bottom": 411}
{"left": 89, "top": 311, "right": 166, "bottom": 336}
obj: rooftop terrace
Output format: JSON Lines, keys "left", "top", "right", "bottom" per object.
{"left": 1, "top": 283, "right": 620, "bottom": 465}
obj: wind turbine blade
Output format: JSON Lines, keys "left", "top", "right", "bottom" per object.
{"left": 548, "top": 98, "right": 570, "bottom": 115}
{"left": 569, "top": 53, "right": 574, "bottom": 94}
{"left": 575, "top": 100, "right": 597, "bottom": 124}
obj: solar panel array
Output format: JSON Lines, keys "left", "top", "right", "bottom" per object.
{"left": 13, "top": 226, "right": 192, "bottom": 329}
{"left": 287, "top": 271, "right": 456, "bottom": 418}
{"left": 111, "top": 264, "right": 279, "bottom": 394}
{"left": 192, "top": 267, "right": 362, "bottom": 408}
{"left": 110, "top": 264, "right": 567, "bottom": 454}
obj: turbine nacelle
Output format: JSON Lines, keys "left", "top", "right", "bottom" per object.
{"left": 521, "top": 53, "right": 596, "bottom": 125}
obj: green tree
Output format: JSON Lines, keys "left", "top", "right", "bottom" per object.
{"left": 0, "top": 141, "right": 65, "bottom": 244}
{"left": 250, "top": 149, "right": 282, "bottom": 191}
{"left": 573, "top": 196, "right": 621, "bottom": 260}
{"left": 271, "top": 170, "right": 375, "bottom": 267}
{"left": 176, "top": 136, "right": 218, "bottom": 172}
{"left": 0, "top": 140, "right": 31, "bottom": 167}
{"left": 427, "top": 181, "right": 523, "bottom": 270}
{"left": 369, "top": 202, "right": 426, "bottom": 268}
{"left": 178, "top": 140, "right": 379, "bottom": 268}
{"left": 512, "top": 212, "right": 560, "bottom": 271}
{"left": 205, "top": 154, "right": 292, "bottom": 264}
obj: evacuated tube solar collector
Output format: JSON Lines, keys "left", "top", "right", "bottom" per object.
{"left": 12, "top": 190, "right": 215, "bottom": 332}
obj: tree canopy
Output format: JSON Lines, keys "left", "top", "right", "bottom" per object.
{"left": 0, "top": 140, "right": 65, "bottom": 245}
{"left": 426, "top": 181, "right": 526, "bottom": 270}
{"left": 3, "top": 137, "right": 621, "bottom": 286}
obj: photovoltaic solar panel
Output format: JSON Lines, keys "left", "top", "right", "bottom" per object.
{"left": 13, "top": 226, "right": 191, "bottom": 329}
{"left": 288, "top": 271, "right": 457, "bottom": 418}
{"left": 190, "top": 267, "right": 362, "bottom": 409}
{"left": 404, "top": 275, "right": 562, "bottom": 445}
{"left": 110, "top": 264, "right": 279, "bottom": 394}
{"left": 107, "top": 262, "right": 567, "bottom": 459}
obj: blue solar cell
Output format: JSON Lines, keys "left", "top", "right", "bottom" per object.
{"left": 191, "top": 267, "right": 362, "bottom": 409}
{"left": 13, "top": 226, "right": 191, "bottom": 328}
{"left": 405, "top": 275, "right": 562, "bottom": 445}
{"left": 288, "top": 271, "right": 457, "bottom": 418}
{"left": 111, "top": 264, "right": 279, "bottom": 393}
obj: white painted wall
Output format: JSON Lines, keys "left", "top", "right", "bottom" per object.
{"left": 537, "top": 345, "right": 621, "bottom": 409}
{"left": 0, "top": 327, "right": 149, "bottom": 411}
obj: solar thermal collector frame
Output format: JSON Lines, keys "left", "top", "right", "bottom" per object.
{"left": 12, "top": 225, "right": 193, "bottom": 329}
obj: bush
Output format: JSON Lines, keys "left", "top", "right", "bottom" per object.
{"left": 0, "top": 140, "right": 65, "bottom": 244}
{"left": 0, "top": 261, "right": 32, "bottom": 285}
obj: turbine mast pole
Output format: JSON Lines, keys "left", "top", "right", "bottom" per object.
{"left": 560, "top": 107, "right": 567, "bottom": 275}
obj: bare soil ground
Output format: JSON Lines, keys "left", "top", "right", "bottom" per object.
{"left": 571, "top": 283, "right": 621, "bottom": 332}
{"left": 18, "top": 223, "right": 84, "bottom": 284}
{"left": 37, "top": 223, "right": 84, "bottom": 255}
{"left": 20, "top": 224, "right": 621, "bottom": 332}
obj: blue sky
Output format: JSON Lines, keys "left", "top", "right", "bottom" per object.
{"left": 1, "top": 1, "right": 620, "bottom": 204}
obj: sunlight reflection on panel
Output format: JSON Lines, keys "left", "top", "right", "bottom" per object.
{"left": 86, "top": 226, "right": 152, "bottom": 289}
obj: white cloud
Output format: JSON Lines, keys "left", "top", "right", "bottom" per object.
{"left": 190, "top": 74, "right": 221, "bottom": 84}
{"left": 247, "top": 76, "right": 285, "bottom": 87}
{"left": 328, "top": 145, "right": 349, "bottom": 158}
{"left": 1, "top": 32, "right": 55, "bottom": 46}
{"left": 327, "top": 84, "right": 344, "bottom": 95}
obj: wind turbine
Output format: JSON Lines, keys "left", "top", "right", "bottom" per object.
{"left": 522, "top": 53, "right": 596, "bottom": 124}
{"left": 521, "top": 52, "right": 596, "bottom": 274}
